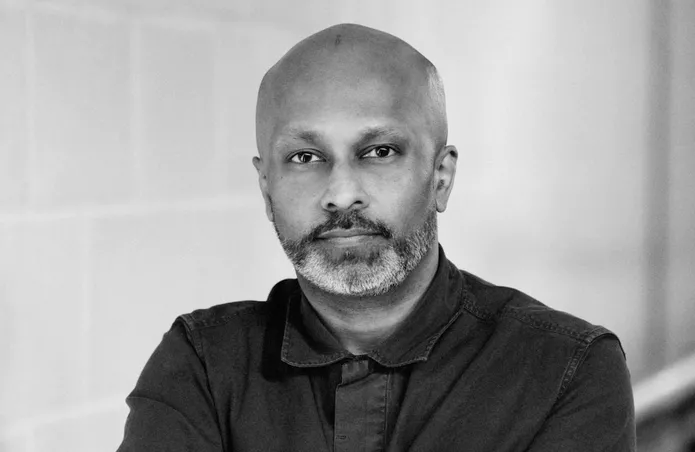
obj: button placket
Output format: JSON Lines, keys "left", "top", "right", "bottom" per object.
{"left": 333, "top": 358, "right": 388, "bottom": 452}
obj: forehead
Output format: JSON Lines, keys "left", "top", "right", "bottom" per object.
{"left": 269, "top": 73, "right": 427, "bottom": 147}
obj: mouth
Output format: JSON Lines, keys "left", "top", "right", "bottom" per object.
{"left": 317, "top": 228, "right": 382, "bottom": 241}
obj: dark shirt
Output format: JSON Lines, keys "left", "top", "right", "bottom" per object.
{"left": 118, "top": 247, "right": 635, "bottom": 451}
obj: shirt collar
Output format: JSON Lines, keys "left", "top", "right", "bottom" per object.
{"left": 280, "top": 245, "right": 465, "bottom": 368}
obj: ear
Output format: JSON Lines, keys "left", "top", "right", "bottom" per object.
{"left": 433, "top": 145, "right": 458, "bottom": 213}
{"left": 252, "top": 156, "right": 274, "bottom": 222}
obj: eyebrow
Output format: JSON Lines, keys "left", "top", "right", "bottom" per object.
{"left": 274, "top": 125, "right": 409, "bottom": 150}
{"left": 355, "top": 126, "right": 407, "bottom": 148}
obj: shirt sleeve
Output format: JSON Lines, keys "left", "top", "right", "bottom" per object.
{"left": 525, "top": 334, "right": 636, "bottom": 452}
{"left": 117, "top": 319, "right": 224, "bottom": 452}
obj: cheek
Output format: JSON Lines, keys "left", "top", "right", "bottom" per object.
{"left": 400, "top": 187, "right": 436, "bottom": 230}
{"left": 369, "top": 169, "right": 435, "bottom": 230}
{"left": 268, "top": 175, "right": 323, "bottom": 237}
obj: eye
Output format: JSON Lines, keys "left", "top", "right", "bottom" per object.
{"left": 362, "top": 145, "right": 398, "bottom": 159}
{"left": 289, "top": 151, "right": 324, "bottom": 164}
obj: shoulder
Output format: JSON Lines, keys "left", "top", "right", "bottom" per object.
{"left": 171, "top": 279, "right": 299, "bottom": 362}
{"left": 176, "top": 278, "right": 299, "bottom": 332}
{"left": 459, "top": 267, "right": 621, "bottom": 348}
{"left": 457, "top": 266, "right": 630, "bottom": 403}
{"left": 178, "top": 300, "right": 270, "bottom": 331}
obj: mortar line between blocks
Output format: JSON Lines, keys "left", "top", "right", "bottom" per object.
{"left": 24, "top": 4, "right": 37, "bottom": 208}
{"left": 212, "top": 22, "right": 235, "bottom": 195}
{"left": 80, "top": 215, "right": 94, "bottom": 403}
{"left": 0, "top": 195, "right": 259, "bottom": 223}
{"left": 130, "top": 18, "right": 145, "bottom": 200}
{"left": 31, "top": 0, "right": 124, "bottom": 23}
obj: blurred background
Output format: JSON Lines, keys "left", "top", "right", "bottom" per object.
{"left": 0, "top": 0, "right": 693, "bottom": 450}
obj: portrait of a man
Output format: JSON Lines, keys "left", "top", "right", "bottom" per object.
{"left": 116, "top": 24, "right": 635, "bottom": 451}
{"left": 5, "top": 0, "right": 695, "bottom": 448}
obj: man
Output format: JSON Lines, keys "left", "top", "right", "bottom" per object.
{"left": 118, "top": 23, "right": 635, "bottom": 451}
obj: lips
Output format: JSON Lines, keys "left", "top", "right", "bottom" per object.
{"left": 317, "top": 228, "right": 381, "bottom": 239}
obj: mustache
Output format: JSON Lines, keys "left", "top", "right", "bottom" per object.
{"left": 305, "top": 211, "right": 393, "bottom": 242}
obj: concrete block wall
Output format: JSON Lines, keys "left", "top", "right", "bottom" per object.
{"left": 0, "top": 0, "right": 693, "bottom": 450}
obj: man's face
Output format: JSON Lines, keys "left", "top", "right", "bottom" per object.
{"left": 256, "top": 69, "right": 440, "bottom": 296}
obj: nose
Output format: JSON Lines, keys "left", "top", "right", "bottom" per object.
{"left": 320, "top": 162, "right": 370, "bottom": 213}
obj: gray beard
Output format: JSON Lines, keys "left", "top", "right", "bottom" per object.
{"left": 273, "top": 208, "right": 437, "bottom": 297}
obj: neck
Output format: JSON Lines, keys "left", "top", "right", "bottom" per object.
{"left": 297, "top": 244, "right": 440, "bottom": 355}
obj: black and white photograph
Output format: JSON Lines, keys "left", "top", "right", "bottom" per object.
{"left": 1, "top": 1, "right": 694, "bottom": 451}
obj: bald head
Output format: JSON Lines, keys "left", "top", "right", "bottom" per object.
{"left": 255, "top": 23, "right": 447, "bottom": 158}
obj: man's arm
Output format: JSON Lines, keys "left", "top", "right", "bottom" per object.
{"left": 526, "top": 335, "right": 636, "bottom": 451}
{"left": 117, "top": 320, "right": 224, "bottom": 452}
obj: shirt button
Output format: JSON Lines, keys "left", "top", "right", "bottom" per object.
{"left": 336, "top": 434, "right": 347, "bottom": 441}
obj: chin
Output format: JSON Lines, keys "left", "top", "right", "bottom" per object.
{"left": 296, "top": 246, "right": 410, "bottom": 296}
